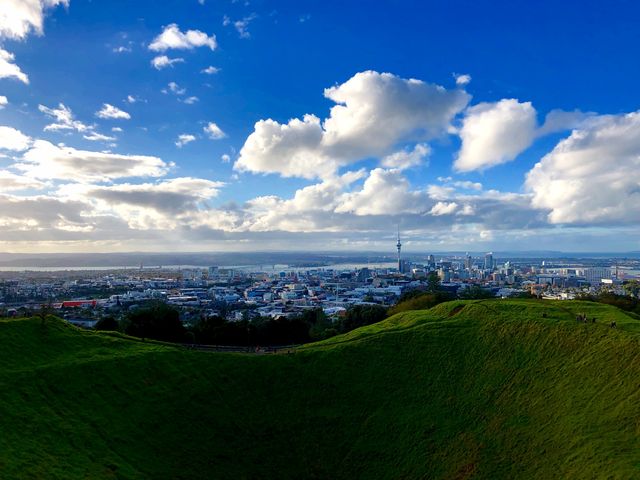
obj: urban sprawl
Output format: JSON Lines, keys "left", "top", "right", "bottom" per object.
{"left": 1, "top": 243, "right": 638, "bottom": 330}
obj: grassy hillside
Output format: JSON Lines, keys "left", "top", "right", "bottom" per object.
{"left": 1, "top": 299, "right": 640, "bottom": 479}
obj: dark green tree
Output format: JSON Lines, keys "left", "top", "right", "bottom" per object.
{"left": 124, "top": 303, "right": 186, "bottom": 343}
{"left": 458, "top": 285, "right": 495, "bottom": 299}
{"left": 427, "top": 272, "right": 441, "bottom": 293}
{"left": 341, "top": 305, "right": 388, "bottom": 332}
{"left": 95, "top": 316, "right": 120, "bottom": 331}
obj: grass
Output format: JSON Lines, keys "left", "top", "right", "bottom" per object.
{"left": 1, "top": 299, "right": 640, "bottom": 479}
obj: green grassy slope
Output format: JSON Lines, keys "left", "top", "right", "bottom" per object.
{"left": 1, "top": 299, "right": 640, "bottom": 479}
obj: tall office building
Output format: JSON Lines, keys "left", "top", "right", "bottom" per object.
{"left": 464, "top": 254, "right": 472, "bottom": 270}
{"left": 484, "top": 252, "right": 494, "bottom": 271}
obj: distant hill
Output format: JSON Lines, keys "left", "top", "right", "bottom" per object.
{"left": 1, "top": 299, "right": 640, "bottom": 479}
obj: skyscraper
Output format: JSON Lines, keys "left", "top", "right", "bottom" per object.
{"left": 396, "top": 227, "right": 402, "bottom": 272}
{"left": 465, "top": 254, "right": 472, "bottom": 270}
{"left": 484, "top": 252, "right": 494, "bottom": 270}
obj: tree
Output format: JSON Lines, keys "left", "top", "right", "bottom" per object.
{"left": 95, "top": 316, "right": 119, "bottom": 331}
{"left": 341, "top": 305, "right": 388, "bottom": 332}
{"left": 623, "top": 280, "right": 640, "bottom": 298}
{"left": 458, "top": 285, "right": 495, "bottom": 300}
{"left": 427, "top": 272, "right": 441, "bottom": 293}
{"left": 123, "top": 303, "right": 186, "bottom": 343}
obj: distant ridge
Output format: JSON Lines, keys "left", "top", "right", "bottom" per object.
{"left": 0, "top": 250, "right": 638, "bottom": 268}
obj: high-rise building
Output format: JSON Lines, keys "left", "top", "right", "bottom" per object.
{"left": 584, "top": 267, "right": 612, "bottom": 285}
{"left": 464, "top": 254, "right": 472, "bottom": 270}
{"left": 396, "top": 228, "right": 402, "bottom": 272}
{"left": 484, "top": 252, "right": 494, "bottom": 271}
{"left": 427, "top": 254, "right": 435, "bottom": 268}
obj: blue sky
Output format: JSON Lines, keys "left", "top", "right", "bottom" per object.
{"left": 0, "top": 0, "right": 639, "bottom": 253}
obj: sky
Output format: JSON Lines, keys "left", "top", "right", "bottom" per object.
{"left": 0, "top": 0, "right": 639, "bottom": 254}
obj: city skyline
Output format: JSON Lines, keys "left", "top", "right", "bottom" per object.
{"left": 0, "top": 0, "right": 639, "bottom": 253}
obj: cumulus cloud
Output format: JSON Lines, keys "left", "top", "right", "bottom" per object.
{"left": 455, "top": 99, "right": 537, "bottom": 172}
{"left": 175, "top": 134, "right": 196, "bottom": 147}
{"left": 149, "top": 24, "right": 217, "bottom": 51}
{"left": 201, "top": 66, "right": 220, "bottom": 74}
{"left": 0, "top": 48, "right": 29, "bottom": 83}
{"left": 204, "top": 122, "right": 225, "bottom": 139}
{"left": 0, "top": 95, "right": 7, "bottom": 108}
{"left": 380, "top": 143, "right": 430, "bottom": 170}
{"left": 0, "top": 193, "right": 90, "bottom": 234}
{"left": 236, "top": 70, "right": 470, "bottom": 179}
{"left": 151, "top": 55, "right": 184, "bottom": 70}
{"left": 0, "top": 0, "right": 68, "bottom": 40}
{"left": 0, "top": 170, "right": 45, "bottom": 190}
{"left": 429, "top": 201, "right": 458, "bottom": 216}
{"left": 182, "top": 96, "right": 199, "bottom": 105}
{"left": 39, "top": 103, "right": 91, "bottom": 132}
{"left": 335, "top": 168, "right": 427, "bottom": 215}
{"left": 0, "top": 0, "right": 68, "bottom": 85}
{"left": 16, "top": 140, "right": 170, "bottom": 182}
{"left": 58, "top": 177, "right": 225, "bottom": 230}
{"left": 0, "top": 125, "right": 31, "bottom": 150}
{"left": 454, "top": 73, "right": 471, "bottom": 86}
{"left": 96, "top": 103, "right": 131, "bottom": 120}
{"left": 526, "top": 112, "right": 640, "bottom": 224}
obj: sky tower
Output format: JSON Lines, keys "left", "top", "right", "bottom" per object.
{"left": 396, "top": 227, "right": 402, "bottom": 272}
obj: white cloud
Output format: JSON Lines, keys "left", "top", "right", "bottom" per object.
{"left": 452, "top": 180, "right": 483, "bottom": 191}
{"left": 126, "top": 95, "right": 138, "bottom": 103}
{"left": 0, "top": 125, "right": 31, "bottom": 150}
{"left": 112, "top": 127, "right": 123, "bottom": 132}
{"left": 0, "top": 170, "right": 45, "bottom": 190}
{"left": 537, "top": 109, "right": 593, "bottom": 136}
{"left": 526, "top": 112, "right": 640, "bottom": 224}
{"left": 380, "top": 143, "right": 430, "bottom": 170}
{"left": 0, "top": 48, "right": 29, "bottom": 83}
{"left": 201, "top": 65, "right": 220, "bottom": 74}
{"left": 96, "top": 103, "right": 131, "bottom": 120}
{"left": 455, "top": 99, "right": 537, "bottom": 172}
{"left": 149, "top": 24, "right": 217, "bottom": 51}
{"left": 39, "top": 103, "right": 91, "bottom": 132}
{"left": 429, "top": 201, "right": 459, "bottom": 216}
{"left": 175, "top": 134, "right": 196, "bottom": 147}
{"left": 151, "top": 55, "right": 184, "bottom": 70}
{"left": 182, "top": 96, "right": 199, "bottom": 104}
{"left": 204, "top": 122, "right": 225, "bottom": 139}
{"left": 335, "top": 168, "right": 427, "bottom": 216}
{"left": 113, "top": 46, "right": 131, "bottom": 53}
{"left": 59, "top": 177, "right": 225, "bottom": 230}
{"left": 236, "top": 70, "right": 470, "bottom": 179}
{"left": 230, "top": 14, "right": 257, "bottom": 39}
{"left": 164, "top": 81, "right": 186, "bottom": 95}
{"left": 0, "top": 95, "right": 7, "bottom": 108}
{"left": 0, "top": 1, "right": 68, "bottom": 85}
{"left": 0, "top": 0, "right": 68, "bottom": 41}
{"left": 454, "top": 73, "right": 471, "bottom": 86}
{"left": 16, "top": 140, "right": 170, "bottom": 182}
{"left": 221, "top": 154, "right": 231, "bottom": 163}
{"left": 83, "top": 132, "right": 116, "bottom": 142}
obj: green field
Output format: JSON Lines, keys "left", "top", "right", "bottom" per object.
{"left": 2, "top": 299, "right": 640, "bottom": 479}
